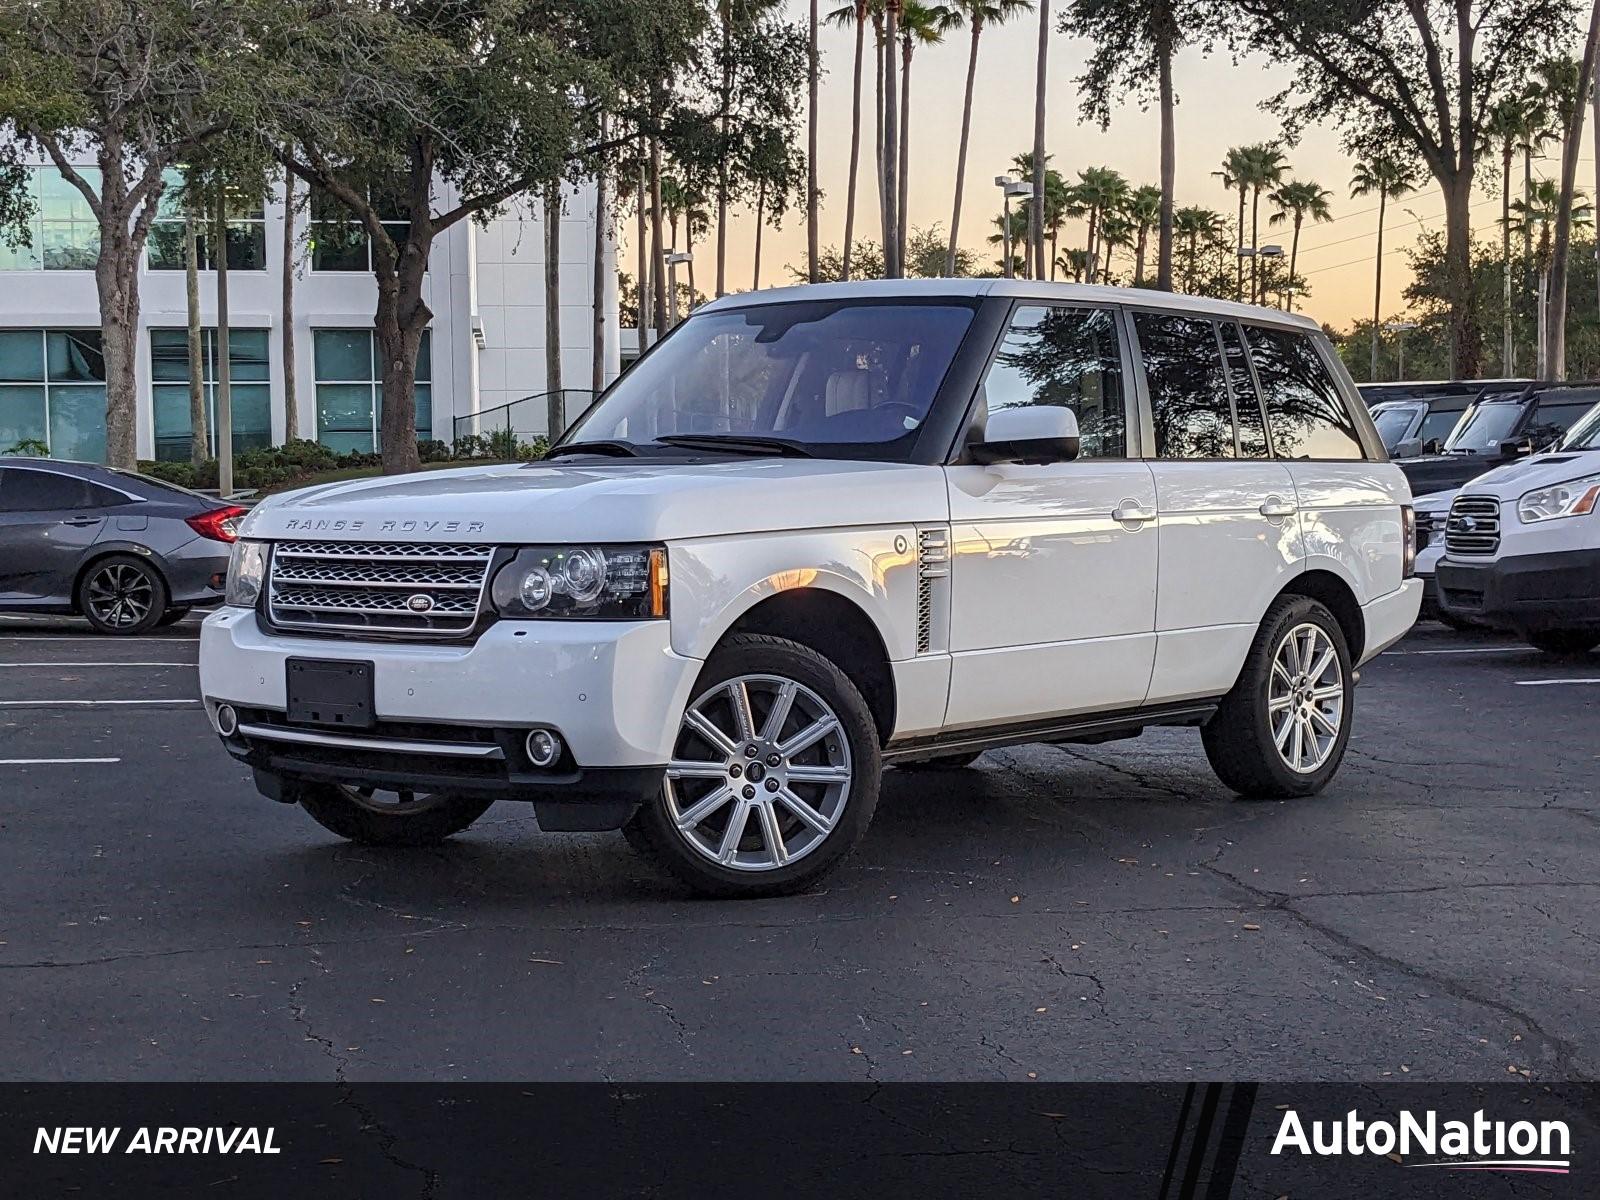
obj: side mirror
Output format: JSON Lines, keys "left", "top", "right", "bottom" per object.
{"left": 970, "top": 406, "right": 1080, "bottom": 465}
{"left": 1393, "top": 437, "right": 1423, "bottom": 459}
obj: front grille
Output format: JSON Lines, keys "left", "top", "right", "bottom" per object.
{"left": 1444, "top": 496, "right": 1501, "bottom": 556}
{"left": 267, "top": 541, "right": 495, "bottom": 637}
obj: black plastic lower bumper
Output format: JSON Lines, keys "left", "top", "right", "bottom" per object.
{"left": 1435, "top": 549, "right": 1600, "bottom": 633}
{"left": 220, "top": 711, "right": 662, "bottom": 831}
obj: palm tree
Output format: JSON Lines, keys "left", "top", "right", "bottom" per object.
{"left": 1241, "top": 143, "right": 1287, "bottom": 304}
{"left": 895, "top": 2, "right": 959, "bottom": 267}
{"left": 1028, "top": 0, "right": 1050, "bottom": 281}
{"left": 1511, "top": 179, "right": 1594, "bottom": 376}
{"left": 1350, "top": 155, "right": 1418, "bottom": 382}
{"left": 1484, "top": 95, "right": 1526, "bottom": 373}
{"left": 826, "top": 1, "right": 872, "bottom": 279}
{"left": 1011, "top": 152, "right": 1069, "bottom": 278}
{"left": 1099, "top": 212, "right": 1135, "bottom": 284}
{"left": 1126, "top": 184, "right": 1163, "bottom": 286}
{"left": 883, "top": 0, "right": 902, "bottom": 276}
{"left": 1214, "top": 147, "right": 1253, "bottom": 301}
{"left": 1267, "top": 179, "right": 1333, "bottom": 311}
{"left": 1173, "top": 205, "right": 1224, "bottom": 293}
{"left": 1073, "top": 166, "right": 1128, "bottom": 284}
{"left": 807, "top": 0, "right": 820, "bottom": 283}
{"left": 944, "top": 0, "right": 1033, "bottom": 275}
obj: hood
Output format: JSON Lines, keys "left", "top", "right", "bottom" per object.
{"left": 1456, "top": 449, "right": 1600, "bottom": 501}
{"left": 239, "top": 458, "right": 947, "bottom": 544}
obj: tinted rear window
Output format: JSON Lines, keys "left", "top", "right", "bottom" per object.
{"left": 0, "top": 467, "right": 93, "bottom": 512}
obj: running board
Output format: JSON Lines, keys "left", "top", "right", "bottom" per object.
{"left": 882, "top": 699, "right": 1221, "bottom": 763}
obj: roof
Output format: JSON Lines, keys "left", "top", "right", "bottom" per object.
{"left": 699, "top": 278, "right": 1323, "bottom": 330}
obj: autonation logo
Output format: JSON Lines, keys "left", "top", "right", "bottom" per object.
{"left": 1272, "top": 1108, "right": 1572, "bottom": 1174}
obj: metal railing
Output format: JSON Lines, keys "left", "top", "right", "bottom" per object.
{"left": 452, "top": 390, "right": 597, "bottom": 453}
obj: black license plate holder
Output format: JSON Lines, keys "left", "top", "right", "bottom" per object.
{"left": 286, "top": 658, "right": 375, "bottom": 730}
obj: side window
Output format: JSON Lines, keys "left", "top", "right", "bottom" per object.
{"left": 1243, "top": 326, "right": 1365, "bottom": 460}
{"left": 1220, "top": 322, "right": 1270, "bottom": 459}
{"left": 1528, "top": 401, "right": 1597, "bottom": 447}
{"left": 1419, "top": 407, "right": 1463, "bottom": 445}
{"left": 1134, "top": 311, "right": 1232, "bottom": 459}
{"left": 1, "top": 468, "right": 92, "bottom": 511}
{"left": 978, "top": 305, "right": 1126, "bottom": 458}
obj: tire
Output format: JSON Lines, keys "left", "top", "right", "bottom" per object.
{"left": 896, "top": 749, "right": 984, "bottom": 770}
{"left": 297, "top": 782, "right": 494, "bottom": 846}
{"left": 76, "top": 555, "right": 169, "bottom": 635}
{"left": 1202, "top": 595, "right": 1354, "bottom": 799}
{"left": 156, "top": 607, "right": 192, "bottom": 628}
{"left": 623, "top": 633, "right": 881, "bottom": 898}
{"left": 1525, "top": 629, "right": 1600, "bottom": 656}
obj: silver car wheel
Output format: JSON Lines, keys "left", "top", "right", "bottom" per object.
{"left": 665, "top": 673, "right": 853, "bottom": 872}
{"left": 84, "top": 562, "right": 156, "bottom": 629}
{"left": 1268, "top": 622, "right": 1345, "bottom": 774}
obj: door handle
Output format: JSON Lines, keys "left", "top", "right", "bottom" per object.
{"left": 1259, "top": 498, "right": 1297, "bottom": 518}
{"left": 60, "top": 516, "right": 101, "bottom": 526}
{"left": 1112, "top": 500, "right": 1156, "bottom": 523}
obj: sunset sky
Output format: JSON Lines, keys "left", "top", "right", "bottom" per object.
{"left": 638, "top": 2, "right": 1588, "bottom": 332}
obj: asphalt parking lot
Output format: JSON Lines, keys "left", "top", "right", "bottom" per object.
{"left": 1, "top": 613, "right": 1596, "bottom": 1083}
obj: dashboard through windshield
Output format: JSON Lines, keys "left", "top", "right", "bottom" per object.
{"left": 563, "top": 300, "right": 977, "bottom": 460}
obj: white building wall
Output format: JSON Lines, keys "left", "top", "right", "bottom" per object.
{"left": 0, "top": 150, "right": 618, "bottom": 460}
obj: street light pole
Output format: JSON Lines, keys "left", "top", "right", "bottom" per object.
{"left": 995, "top": 177, "right": 1014, "bottom": 279}
{"left": 665, "top": 250, "right": 692, "bottom": 327}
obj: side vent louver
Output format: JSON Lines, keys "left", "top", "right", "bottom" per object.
{"left": 916, "top": 528, "right": 950, "bottom": 654}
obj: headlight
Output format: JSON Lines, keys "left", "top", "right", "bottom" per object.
{"left": 1517, "top": 474, "right": 1600, "bottom": 523}
{"left": 225, "top": 540, "right": 268, "bottom": 607}
{"left": 491, "top": 545, "right": 668, "bottom": 619}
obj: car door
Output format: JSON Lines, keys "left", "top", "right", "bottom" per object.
{"left": 942, "top": 301, "right": 1158, "bottom": 729}
{"left": 0, "top": 466, "right": 107, "bottom": 605}
{"left": 1132, "top": 312, "right": 1304, "bottom": 704}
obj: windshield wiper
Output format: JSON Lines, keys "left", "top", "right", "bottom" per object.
{"left": 542, "top": 440, "right": 641, "bottom": 460}
{"left": 656, "top": 433, "right": 816, "bottom": 458}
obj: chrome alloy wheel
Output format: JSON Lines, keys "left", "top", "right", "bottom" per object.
{"left": 1268, "top": 622, "right": 1345, "bottom": 774}
{"left": 665, "top": 674, "right": 853, "bottom": 872}
{"left": 84, "top": 562, "right": 156, "bottom": 629}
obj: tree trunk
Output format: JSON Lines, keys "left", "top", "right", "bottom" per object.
{"left": 1235, "top": 187, "right": 1246, "bottom": 301}
{"left": 1442, "top": 171, "right": 1481, "bottom": 378}
{"left": 875, "top": 18, "right": 888, "bottom": 261}
{"left": 1155, "top": 12, "right": 1175, "bottom": 291}
{"left": 807, "top": 0, "right": 820, "bottom": 284}
{"left": 716, "top": 8, "right": 731, "bottom": 298}
{"left": 1249, "top": 185, "right": 1262, "bottom": 304}
{"left": 281, "top": 171, "right": 299, "bottom": 443}
{"left": 1287, "top": 213, "right": 1302, "bottom": 312}
{"left": 754, "top": 178, "right": 766, "bottom": 290}
{"left": 649, "top": 138, "right": 668, "bottom": 341}
{"left": 546, "top": 187, "right": 564, "bottom": 439}
{"left": 635, "top": 153, "right": 652, "bottom": 344}
{"left": 882, "top": 3, "right": 901, "bottom": 277}
{"left": 1085, "top": 207, "right": 1098, "bottom": 284}
{"left": 843, "top": 9, "right": 866, "bottom": 279}
{"left": 1593, "top": 76, "right": 1600, "bottom": 329}
{"left": 947, "top": 20, "right": 982, "bottom": 276}
{"left": 1371, "top": 189, "right": 1385, "bottom": 382}
{"left": 1134, "top": 227, "right": 1147, "bottom": 286}
{"left": 214, "top": 184, "right": 233, "bottom": 496}
{"left": 1030, "top": 0, "right": 1049, "bottom": 282}
{"left": 898, "top": 38, "right": 911, "bottom": 269}
{"left": 1502, "top": 141, "right": 1514, "bottom": 374}
{"left": 185, "top": 217, "right": 207, "bottom": 465}
{"left": 1544, "top": 0, "right": 1600, "bottom": 382}
{"left": 593, "top": 132, "right": 608, "bottom": 396}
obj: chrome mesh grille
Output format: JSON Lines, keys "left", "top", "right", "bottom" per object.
{"left": 917, "top": 528, "right": 950, "bottom": 655}
{"left": 267, "top": 541, "right": 494, "bottom": 637}
{"left": 1444, "top": 495, "right": 1501, "bottom": 556}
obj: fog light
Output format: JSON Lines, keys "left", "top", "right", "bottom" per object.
{"left": 525, "top": 728, "right": 561, "bottom": 768}
{"left": 215, "top": 704, "right": 239, "bottom": 737}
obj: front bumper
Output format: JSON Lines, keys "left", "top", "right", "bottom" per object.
{"left": 199, "top": 609, "right": 702, "bottom": 827}
{"left": 1435, "top": 549, "right": 1600, "bottom": 633}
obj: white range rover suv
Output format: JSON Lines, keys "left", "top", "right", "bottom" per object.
{"left": 201, "top": 281, "right": 1420, "bottom": 897}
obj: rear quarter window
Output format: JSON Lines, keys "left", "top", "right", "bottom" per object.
{"left": 1242, "top": 326, "right": 1366, "bottom": 461}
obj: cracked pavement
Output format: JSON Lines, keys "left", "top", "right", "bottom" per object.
{"left": 1, "top": 615, "right": 1596, "bottom": 1082}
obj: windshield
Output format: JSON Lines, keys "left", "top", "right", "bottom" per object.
{"left": 564, "top": 300, "right": 977, "bottom": 459}
{"left": 1561, "top": 402, "right": 1600, "bottom": 450}
{"left": 1445, "top": 398, "right": 1527, "bottom": 453}
{"left": 1371, "top": 404, "right": 1421, "bottom": 448}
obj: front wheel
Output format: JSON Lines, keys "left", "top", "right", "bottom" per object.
{"left": 623, "top": 633, "right": 881, "bottom": 898}
{"left": 1202, "top": 596, "right": 1354, "bottom": 799}
{"left": 1525, "top": 629, "right": 1599, "bottom": 656}
{"left": 297, "top": 783, "right": 493, "bottom": 846}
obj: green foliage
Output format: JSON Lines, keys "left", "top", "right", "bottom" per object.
{"left": 131, "top": 439, "right": 493, "bottom": 492}
{"left": 1060, "top": 0, "right": 1209, "bottom": 127}
{"left": 4, "top": 438, "right": 49, "bottom": 457}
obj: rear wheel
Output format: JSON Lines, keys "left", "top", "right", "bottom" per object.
{"left": 297, "top": 783, "right": 493, "bottom": 846}
{"left": 1525, "top": 629, "right": 1600, "bottom": 656}
{"left": 623, "top": 634, "right": 880, "bottom": 898}
{"left": 1202, "top": 596, "right": 1354, "bottom": 799}
{"left": 77, "top": 555, "right": 168, "bottom": 635}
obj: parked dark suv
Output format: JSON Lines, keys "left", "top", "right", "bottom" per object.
{"left": 0, "top": 458, "right": 243, "bottom": 633}
{"left": 1396, "top": 382, "right": 1600, "bottom": 497}
{"left": 1359, "top": 379, "right": 1529, "bottom": 457}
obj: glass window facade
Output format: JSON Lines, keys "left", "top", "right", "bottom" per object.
{"left": 0, "top": 329, "right": 107, "bottom": 460}
{"left": 0, "top": 167, "right": 103, "bottom": 271}
{"left": 150, "top": 328, "right": 273, "bottom": 461}
{"left": 314, "top": 329, "right": 431, "bottom": 452}
{"left": 146, "top": 169, "right": 267, "bottom": 271}
{"left": 308, "top": 185, "right": 413, "bottom": 273}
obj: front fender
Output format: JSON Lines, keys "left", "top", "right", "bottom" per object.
{"left": 667, "top": 527, "right": 921, "bottom": 662}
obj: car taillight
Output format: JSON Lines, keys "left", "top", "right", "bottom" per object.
{"left": 1401, "top": 505, "right": 1416, "bottom": 578}
{"left": 186, "top": 505, "right": 247, "bottom": 544}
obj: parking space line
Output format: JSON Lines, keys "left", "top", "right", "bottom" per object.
{"left": 0, "top": 636, "right": 200, "bottom": 643}
{"left": 0, "top": 699, "right": 200, "bottom": 707}
{"left": 1515, "top": 678, "right": 1600, "bottom": 687}
{"left": 0, "top": 757, "right": 121, "bottom": 765}
{"left": 0, "top": 662, "right": 194, "bottom": 668}
{"left": 1384, "top": 647, "right": 1523, "bottom": 656}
